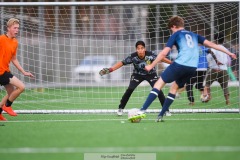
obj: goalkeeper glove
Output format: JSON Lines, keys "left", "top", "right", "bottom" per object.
{"left": 99, "top": 68, "right": 113, "bottom": 76}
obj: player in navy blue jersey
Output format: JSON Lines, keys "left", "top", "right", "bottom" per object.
{"left": 133, "top": 16, "right": 236, "bottom": 122}
{"left": 185, "top": 45, "right": 209, "bottom": 105}
{"left": 99, "top": 41, "right": 172, "bottom": 116}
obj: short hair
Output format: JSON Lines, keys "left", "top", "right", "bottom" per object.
{"left": 214, "top": 32, "right": 224, "bottom": 44}
{"left": 168, "top": 16, "right": 184, "bottom": 29}
{"left": 7, "top": 18, "right": 19, "bottom": 27}
{"left": 135, "top": 41, "right": 145, "bottom": 48}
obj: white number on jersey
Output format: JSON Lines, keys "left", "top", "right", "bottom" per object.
{"left": 185, "top": 34, "right": 194, "bottom": 48}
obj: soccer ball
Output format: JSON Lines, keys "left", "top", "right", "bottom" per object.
{"left": 128, "top": 108, "right": 142, "bottom": 123}
{"left": 201, "top": 94, "right": 210, "bottom": 103}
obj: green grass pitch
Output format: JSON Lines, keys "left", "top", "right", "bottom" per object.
{"left": 0, "top": 86, "right": 239, "bottom": 160}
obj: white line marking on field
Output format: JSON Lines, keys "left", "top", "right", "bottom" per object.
{"left": 0, "top": 146, "right": 240, "bottom": 153}
{"left": 2, "top": 117, "right": 240, "bottom": 123}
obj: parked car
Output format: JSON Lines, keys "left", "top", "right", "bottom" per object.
{"left": 73, "top": 55, "right": 122, "bottom": 82}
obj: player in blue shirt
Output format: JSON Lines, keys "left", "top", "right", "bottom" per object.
{"left": 132, "top": 16, "right": 236, "bottom": 122}
{"left": 186, "top": 45, "right": 209, "bottom": 105}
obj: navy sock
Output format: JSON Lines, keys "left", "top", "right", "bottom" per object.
{"left": 141, "top": 88, "right": 160, "bottom": 111}
{"left": 159, "top": 93, "right": 175, "bottom": 116}
{"left": 6, "top": 99, "right": 13, "bottom": 107}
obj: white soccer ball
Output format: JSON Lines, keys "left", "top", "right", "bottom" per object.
{"left": 128, "top": 108, "right": 141, "bottom": 123}
{"left": 201, "top": 95, "right": 210, "bottom": 103}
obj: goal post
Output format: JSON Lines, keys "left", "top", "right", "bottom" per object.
{"left": 0, "top": 0, "right": 239, "bottom": 114}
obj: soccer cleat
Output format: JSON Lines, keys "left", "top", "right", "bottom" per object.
{"left": 128, "top": 110, "right": 146, "bottom": 121}
{"left": 226, "top": 100, "right": 230, "bottom": 105}
{"left": 156, "top": 116, "right": 164, "bottom": 122}
{"left": 2, "top": 105, "right": 17, "bottom": 116}
{"left": 165, "top": 111, "right": 172, "bottom": 117}
{"left": 188, "top": 102, "right": 195, "bottom": 106}
{"left": 0, "top": 114, "right": 7, "bottom": 121}
{"left": 117, "top": 109, "right": 123, "bottom": 116}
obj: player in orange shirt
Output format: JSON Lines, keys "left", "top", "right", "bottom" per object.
{"left": 0, "top": 18, "right": 34, "bottom": 121}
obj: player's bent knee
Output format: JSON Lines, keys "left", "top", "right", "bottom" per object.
{"left": 18, "top": 84, "right": 25, "bottom": 93}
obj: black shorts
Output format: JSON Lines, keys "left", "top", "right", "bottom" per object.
{"left": 0, "top": 72, "right": 14, "bottom": 86}
{"left": 128, "top": 73, "right": 158, "bottom": 89}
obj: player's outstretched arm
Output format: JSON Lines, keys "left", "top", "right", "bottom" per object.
{"left": 11, "top": 55, "right": 35, "bottom": 78}
{"left": 99, "top": 61, "right": 123, "bottom": 76}
{"left": 204, "top": 40, "right": 237, "bottom": 59}
{"left": 208, "top": 49, "right": 223, "bottom": 65}
{"left": 161, "top": 57, "right": 172, "bottom": 64}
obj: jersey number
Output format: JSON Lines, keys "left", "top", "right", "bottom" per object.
{"left": 185, "top": 34, "right": 194, "bottom": 48}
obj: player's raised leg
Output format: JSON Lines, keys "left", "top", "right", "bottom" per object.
{"left": 2, "top": 84, "right": 17, "bottom": 116}
{"left": 156, "top": 82, "right": 178, "bottom": 122}
{"left": 2, "top": 76, "right": 25, "bottom": 116}
{"left": 129, "top": 77, "right": 167, "bottom": 121}
{"left": 141, "top": 77, "right": 166, "bottom": 112}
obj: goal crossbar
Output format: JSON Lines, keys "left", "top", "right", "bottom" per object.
{"left": 1, "top": 0, "right": 240, "bottom": 6}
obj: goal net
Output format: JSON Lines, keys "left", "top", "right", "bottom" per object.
{"left": 0, "top": 1, "right": 239, "bottom": 114}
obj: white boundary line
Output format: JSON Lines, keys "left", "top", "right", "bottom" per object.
{"left": 6, "top": 108, "right": 240, "bottom": 114}
{"left": 0, "top": 146, "right": 240, "bottom": 153}
{"left": 2, "top": 117, "right": 240, "bottom": 123}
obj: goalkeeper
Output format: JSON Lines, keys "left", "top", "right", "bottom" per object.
{"left": 99, "top": 41, "right": 172, "bottom": 116}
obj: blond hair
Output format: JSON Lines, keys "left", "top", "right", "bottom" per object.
{"left": 7, "top": 18, "right": 19, "bottom": 27}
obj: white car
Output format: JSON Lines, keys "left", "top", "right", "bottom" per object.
{"left": 73, "top": 55, "right": 121, "bottom": 82}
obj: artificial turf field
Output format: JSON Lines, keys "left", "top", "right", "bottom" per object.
{"left": 0, "top": 86, "right": 239, "bottom": 160}
{"left": 0, "top": 113, "right": 240, "bottom": 160}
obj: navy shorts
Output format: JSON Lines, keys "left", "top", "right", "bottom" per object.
{"left": 0, "top": 72, "right": 14, "bottom": 86}
{"left": 160, "top": 62, "right": 197, "bottom": 88}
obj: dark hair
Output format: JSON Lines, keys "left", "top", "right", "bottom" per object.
{"left": 135, "top": 41, "right": 145, "bottom": 48}
{"left": 214, "top": 32, "right": 224, "bottom": 44}
{"left": 168, "top": 16, "right": 184, "bottom": 29}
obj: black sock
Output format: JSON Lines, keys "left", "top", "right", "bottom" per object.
{"left": 0, "top": 108, "right": 2, "bottom": 114}
{"left": 6, "top": 99, "right": 13, "bottom": 107}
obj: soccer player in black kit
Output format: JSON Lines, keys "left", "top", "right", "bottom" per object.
{"left": 99, "top": 41, "right": 172, "bottom": 116}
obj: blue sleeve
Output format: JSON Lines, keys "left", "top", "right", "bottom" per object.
{"left": 166, "top": 33, "right": 178, "bottom": 48}
{"left": 198, "top": 34, "right": 206, "bottom": 44}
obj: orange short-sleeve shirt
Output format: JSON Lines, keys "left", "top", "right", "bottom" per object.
{"left": 0, "top": 34, "right": 18, "bottom": 75}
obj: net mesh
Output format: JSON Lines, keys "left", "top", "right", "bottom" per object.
{"left": 0, "top": 1, "right": 239, "bottom": 113}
